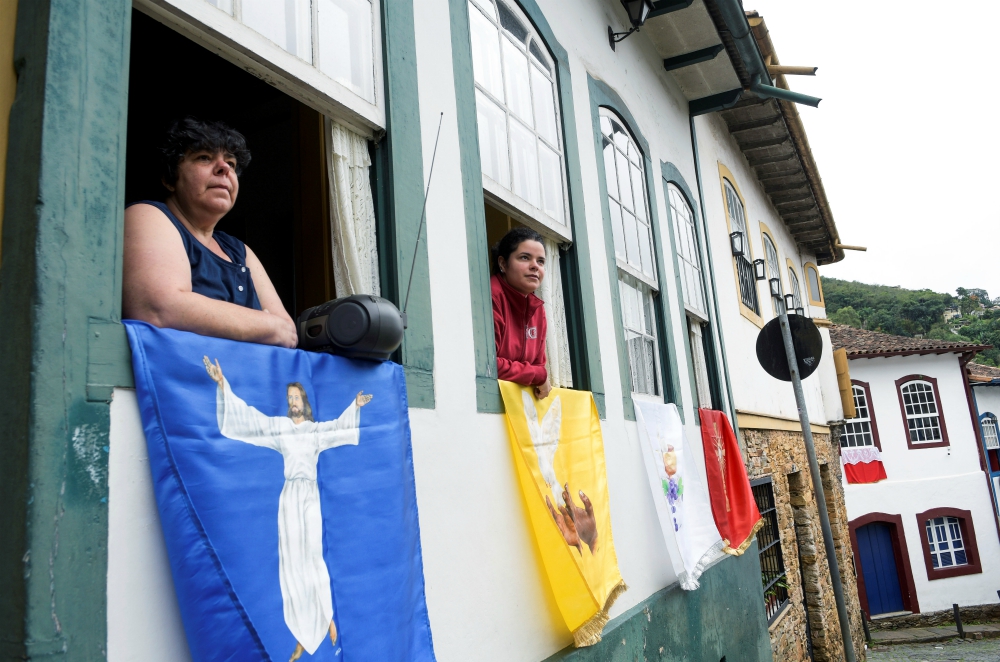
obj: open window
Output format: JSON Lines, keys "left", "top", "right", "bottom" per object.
{"left": 126, "top": 7, "right": 389, "bottom": 323}
{"left": 468, "top": 0, "right": 574, "bottom": 387}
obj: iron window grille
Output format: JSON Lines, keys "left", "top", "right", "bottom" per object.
{"left": 900, "top": 380, "right": 942, "bottom": 443}
{"left": 752, "top": 477, "right": 788, "bottom": 623}
{"left": 842, "top": 385, "right": 875, "bottom": 448}
{"left": 983, "top": 415, "right": 1000, "bottom": 450}
{"left": 925, "top": 516, "right": 968, "bottom": 568}
{"left": 723, "top": 181, "right": 759, "bottom": 315}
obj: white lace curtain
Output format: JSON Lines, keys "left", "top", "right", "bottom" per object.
{"left": 538, "top": 237, "right": 573, "bottom": 388}
{"left": 325, "top": 117, "right": 380, "bottom": 297}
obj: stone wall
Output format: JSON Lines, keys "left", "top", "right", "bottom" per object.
{"left": 743, "top": 426, "right": 866, "bottom": 662}
{"left": 869, "top": 604, "right": 1000, "bottom": 631}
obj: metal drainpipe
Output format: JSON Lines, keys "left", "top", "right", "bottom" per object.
{"left": 689, "top": 115, "right": 742, "bottom": 447}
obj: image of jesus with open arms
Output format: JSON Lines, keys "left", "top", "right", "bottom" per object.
{"left": 204, "top": 356, "right": 373, "bottom": 662}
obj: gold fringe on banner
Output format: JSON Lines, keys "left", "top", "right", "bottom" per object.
{"left": 571, "top": 580, "right": 629, "bottom": 647}
{"left": 722, "top": 518, "right": 765, "bottom": 556}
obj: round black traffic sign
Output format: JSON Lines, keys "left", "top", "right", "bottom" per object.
{"left": 755, "top": 315, "right": 823, "bottom": 382}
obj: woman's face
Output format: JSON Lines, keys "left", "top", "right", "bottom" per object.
{"left": 499, "top": 239, "right": 546, "bottom": 295}
{"left": 169, "top": 149, "right": 240, "bottom": 218}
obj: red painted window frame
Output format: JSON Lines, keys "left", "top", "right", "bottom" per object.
{"left": 895, "top": 374, "right": 950, "bottom": 449}
{"left": 848, "top": 513, "right": 920, "bottom": 617}
{"left": 844, "top": 379, "right": 882, "bottom": 451}
{"left": 915, "top": 507, "right": 982, "bottom": 580}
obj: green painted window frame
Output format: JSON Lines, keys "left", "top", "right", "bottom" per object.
{"left": 80, "top": 0, "right": 436, "bottom": 408}
{"left": 449, "top": 0, "right": 606, "bottom": 416}
{"left": 660, "top": 161, "right": 724, "bottom": 421}
{"left": 587, "top": 77, "right": 682, "bottom": 422}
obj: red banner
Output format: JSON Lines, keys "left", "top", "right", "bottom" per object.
{"left": 699, "top": 409, "right": 763, "bottom": 555}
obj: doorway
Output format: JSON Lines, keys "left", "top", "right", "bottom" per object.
{"left": 125, "top": 10, "right": 335, "bottom": 319}
{"left": 856, "top": 522, "right": 905, "bottom": 616}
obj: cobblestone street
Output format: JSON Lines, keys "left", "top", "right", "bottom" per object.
{"left": 869, "top": 639, "right": 1000, "bottom": 661}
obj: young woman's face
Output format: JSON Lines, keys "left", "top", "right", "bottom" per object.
{"left": 169, "top": 149, "right": 240, "bottom": 218}
{"left": 499, "top": 239, "right": 546, "bottom": 295}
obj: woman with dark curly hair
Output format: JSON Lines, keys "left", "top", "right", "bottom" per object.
{"left": 123, "top": 117, "right": 298, "bottom": 348}
{"left": 491, "top": 226, "right": 551, "bottom": 399}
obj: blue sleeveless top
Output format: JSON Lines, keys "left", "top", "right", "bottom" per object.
{"left": 130, "top": 201, "right": 262, "bottom": 310}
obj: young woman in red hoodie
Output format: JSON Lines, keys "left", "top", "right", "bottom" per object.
{"left": 491, "top": 227, "right": 551, "bottom": 399}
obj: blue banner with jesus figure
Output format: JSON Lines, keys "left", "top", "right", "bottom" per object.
{"left": 125, "top": 321, "right": 437, "bottom": 662}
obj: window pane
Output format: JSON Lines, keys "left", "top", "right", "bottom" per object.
{"left": 470, "top": 0, "right": 496, "bottom": 19}
{"left": 531, "top": 65, "right": 558, "bottom": 144}
{"left": 630, "top": 163, "right": 646, "bottom": 221}
{"left": 609, "top": 200, "right": 625, "bottom": 259}
{"left": 807, "top": 266, "right": 821, "bottom": 302}
{"left": 206, "top": 0, "right": 234, "bottom": 14}
{"left": 469, "top": 4, "right": 504, "bottom": 99}
{"left": 496, "top": 0, "right": 528, "bottom": 41}
{"left": 509, "top": 118, "right": 540, "bottom": 207}
{"left": 502, "top": 37, "right": 533, "bottom": 124}
{"left": 616, "top": 150, "right": 633, "bottom": 212}
{"left": 600, "top": 115, "right": 613, "bottom": 138}
{"left": 602, "top": 138, "right": 618, "bottom": 202}
{"left": 637, "top": 222, "right": 653, "bottom": 276}
{"left": 243, "top": 0, "right": 312, "bottom": 62}
{"left": 529, "top": 40, "right": 549, "bottom": 72}
{"left": 623, "top": 210, "right": 641, "bottom": 269}
{"left": 476, "top": 90, "right": 510, "bottom": 187}
{"left": 317, "top": 0, "right": 375, "bottom": 102}
{"left": 538, "top": 140, "right": 563, "bottom": 224}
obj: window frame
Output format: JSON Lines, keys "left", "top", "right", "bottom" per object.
{"left": 668, "top": 182, "right": 707, "bottom": 321}
{"left": 661, "top": 162, "right": 724, "bottom": 419}
{"left": 135, "top": 0, "right": 386, "bottom": 134}
{"left": 751, "top": 476, "right": 790, "bottom": 624}
{"left": 588, "top": 76, "right": 682, "bottom": 421}
{"left": 717, "top": 164, "right": 762, "bottom": 327}
{"left": 786, "top": 259, "right": 805, "bottom": 315}
{"left": 803, "top": 261, "right": 824, "bottom": 306}
{"left": 895, "top": 374, "right": 950, "bottom": 449}
{"left": 451, "top": 0, "right": 606, "bottom": 414}
{"left": 842, "top": 379, "right": 882, "bottom": 451}
{"left": 980, "top": 412, "right": 1000, "bottom": 450}
{"left": 758, "top": 222, "right": 782, "bottom": 317}
{"left": 915, "top": 507, "right": 983, "bottom": 580}
{"left": 468, "top": 0, "right": 572, "bottom": 241}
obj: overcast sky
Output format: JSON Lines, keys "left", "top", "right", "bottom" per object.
{"left": 744, "top": 1, "right": 1000, "bottom": 300}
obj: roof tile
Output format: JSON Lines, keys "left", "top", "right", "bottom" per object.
{"left": 828, "top": 324, "right": 990, "bottom": 358}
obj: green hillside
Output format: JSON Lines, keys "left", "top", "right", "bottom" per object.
{"left": 822, "top": 278, "right": 1000, "bottom": 366}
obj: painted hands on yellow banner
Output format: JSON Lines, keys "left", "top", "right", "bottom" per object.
{"left": 545, "top": 483, "right": 598, "bottom": 554}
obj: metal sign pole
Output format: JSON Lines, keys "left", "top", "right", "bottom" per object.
{"left": 773, "top": 294, "right": 857, "bottom": 662}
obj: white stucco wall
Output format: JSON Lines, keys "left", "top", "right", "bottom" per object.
{"left": 844, "top": 354, "right": 1000, "bottom": 612}
{"left": 692, "top": 112, "right": 842, "bottom": 428}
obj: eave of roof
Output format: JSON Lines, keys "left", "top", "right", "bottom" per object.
{"left": 829, "top": 324, "right": 992, "bottom": 360}
{"left": 715, "top": 12, "right": 844, "bottom": 265}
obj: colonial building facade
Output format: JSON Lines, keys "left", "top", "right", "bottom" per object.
{"left": 832, "top": 326, "right": 1000, "bottom": 619}
{"left": 1, "top": 0, "right": 862, "bottom": 660}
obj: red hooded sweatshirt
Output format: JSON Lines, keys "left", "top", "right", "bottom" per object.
{"left": 491, "top": 273, "right": 548, "bottom": 386}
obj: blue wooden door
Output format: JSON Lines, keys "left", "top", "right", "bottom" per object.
{"left": 857, "top": 522, "right": 904, "bottom": 615}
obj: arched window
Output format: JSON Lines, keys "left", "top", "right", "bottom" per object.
{"left": 722, "top": 176, "right": 759, "bottom": 317}
{"left": 896, "top": 376, "right": 949, "bottom": 447}
{"left": 843, "top": 383, "right": 879, "bottom": 448}
{"left": 760, "top": 230, "right": 781, "bottom": 316}
{"left": 982, "top": 414, "right": 1000, "bottom": 450}
{"left": 600, "top": 109, "right": 660, "bottom": 396}
{"left": 668, "top": 184, "right": 706, "bottom": 318}
{"left": 804, "top": 263, "right": 824, "bottom": 306}
{"left": 468, "top": 0, "right": 567, "bottom": 234}
{"left": 787, "top": 266, "right": 803, "bottom": 311}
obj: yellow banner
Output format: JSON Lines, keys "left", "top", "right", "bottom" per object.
{"left": 500, "top": 381, "right": 626, "bottom": 647}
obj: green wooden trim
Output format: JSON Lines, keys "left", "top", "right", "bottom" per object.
{"left": 379, "top": 0, "right": 435, "bottom": 408}
{"left": 449, "top": 0, "right": 606, "bottom": 416}
{"left": 587, "top": 76, "right": 682, "bottom": 422}
{"left": 542, "top": 542, "right": 772, "bottom": 661}
{"left": 0, "top": 0, "right": 131, "bottom": 657}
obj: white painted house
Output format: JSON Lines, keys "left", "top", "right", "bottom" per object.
{"left": 831, "top": 325, "right": 1000, "bottom": 618}
{"left": 968, "top": 362, "right": 1000, "bottom": 529}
